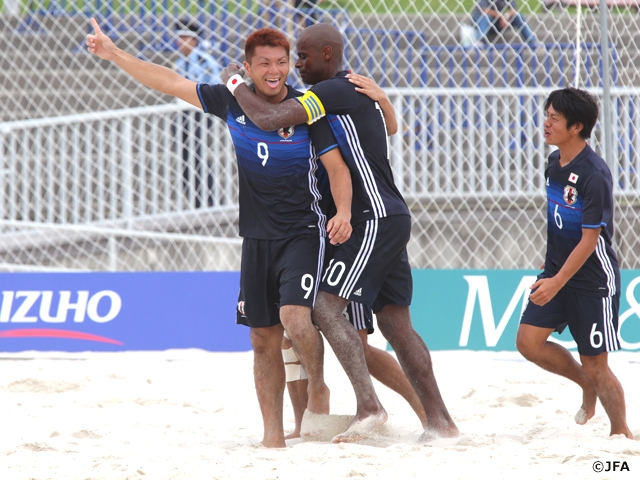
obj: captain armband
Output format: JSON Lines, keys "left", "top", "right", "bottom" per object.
{"left": 297, "top": 90, "right": 326, "bottom": 125}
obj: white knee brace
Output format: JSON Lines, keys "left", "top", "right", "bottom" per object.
{"left": 282, "top": 347, "right": 307, "bottom": 382}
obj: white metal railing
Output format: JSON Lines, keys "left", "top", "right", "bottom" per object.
{"left": 388, "top": 87, "right": 640, "bottom": 199}
{"left": 0, "top": 103, "right": 237, "bottom": 225}
{"left": 2, "top": 89, "right": 640, "bottom": 228}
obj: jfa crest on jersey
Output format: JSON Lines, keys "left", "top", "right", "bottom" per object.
{"left": 563, "top": 185, "right": 578, "bottom": 205}
{"left": 278, "top": 126, "right": 294, "bottom": 140}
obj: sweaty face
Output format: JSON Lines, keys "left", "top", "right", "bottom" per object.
{"left": 244, "top": 45, "right": 289, "bottom": 103}
{"left": 543, "top": 105, "right": 581, "bottom": 147}
{"left": 295, "top": 36, "right": 324, "bottom": 85}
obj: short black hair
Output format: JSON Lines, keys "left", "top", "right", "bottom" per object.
{"left": 544, "top": 87, "right": 599, "bottom": 139}
{"left": 175, "top": 17, "right": 202, "bottom": 37}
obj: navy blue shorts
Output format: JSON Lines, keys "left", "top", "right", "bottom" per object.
{"left": 320, "top": 215, "right": 413, "bottom": 313}
{"left": 237, "top": 235, "right": 325, "bottom": 328}
{"left": 344, "top": 302, "right": 374, "bottom": 334}
{"left": 520, "top": 287, "right": 621, "bottom": 356}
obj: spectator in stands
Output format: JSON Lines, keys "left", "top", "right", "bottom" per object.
{"left": 292, "top": 0, "right": 324, "bottom": 26}
{"left": 174, "top": 18, "right": 222, "bottom": 208}
{"left": 471, "top": 0, "right": 539, "bottom": 45}
{"left": 175, "top": 17, "right": 221, "bottom": 84}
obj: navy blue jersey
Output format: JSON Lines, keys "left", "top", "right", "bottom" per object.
{"left": 297, "top": 71, "right": 410, "bottom": 225}
{"left": 543, "top": 145, "right": 620, "bottom": 297}
{"left": 197, "top": 84, "right": 336, "bottom": 240}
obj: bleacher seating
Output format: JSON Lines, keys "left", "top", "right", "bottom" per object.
{"left": 0, "top": 5, "right": 632, "bottom": 122}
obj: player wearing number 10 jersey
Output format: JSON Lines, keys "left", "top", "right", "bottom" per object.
{"left": 516, "top": 87, "right": 632, "bottom": 439}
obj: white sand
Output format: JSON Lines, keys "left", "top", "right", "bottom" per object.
{"left": 1, "top": 337, "right": 639, "bottom": 479}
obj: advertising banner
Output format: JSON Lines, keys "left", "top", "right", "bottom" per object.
{"left": 411, "top": 270, "right": 640, "bottom": 351}
{"left": 0, "top": 272, "right": 249, "bottom": 352}
{"left": 2, "top": 270, "right": 639, "bottom": 352}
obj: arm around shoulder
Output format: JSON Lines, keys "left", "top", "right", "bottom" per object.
{"left": 232, "top": 84, "right": 309, "bottom": 131}
{"left": 346, "top": 73, "right": 397, "bottom": 135}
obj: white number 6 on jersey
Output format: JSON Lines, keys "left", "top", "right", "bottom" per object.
{"left": 554, "top": 204, "right": 563, "bottom": 229}
{"left": 257, "top": 142, "right": 269, "bottom": 166}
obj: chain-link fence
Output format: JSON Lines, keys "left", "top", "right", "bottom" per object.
{"left": 1, "top": 1, "right": 639, "bottom": 271}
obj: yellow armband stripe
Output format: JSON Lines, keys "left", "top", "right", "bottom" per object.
{"left": 297, "top": 90, "right": 326, "bottom": 124}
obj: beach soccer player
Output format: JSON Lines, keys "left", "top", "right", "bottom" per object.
{"left": 516, "top": 87, "right": 633, "bottom": 439}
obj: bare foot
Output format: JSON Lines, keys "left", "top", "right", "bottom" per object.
{"left": 307, "top": 383, "right": 330, "bottom": 415}
{"left": 284, "top": 430, "right": 301, "bottom": 440}
{"left": 416, "top": 424, "right": 460, "bottom": 443}
{"left": 575, "top": 388, "right": 597, "bottom": 425}
{"left": 260, "top": 438, "right": 286, "bottom": 448}
{"left": 331, "top": 409, "right": 388, "bottom": 443}
{"left": 300, "top": 411, "right": 353, "bottom": 441}
{"left": 610, "top": 428, "right": 635, "bottom": 440}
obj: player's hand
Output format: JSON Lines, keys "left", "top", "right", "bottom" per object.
{"left": 221, "top": 64, "right": 246, "bottom": 84}
{"left": 347, "top": 73, "right": 385, "bottom": 102}
{"left": 327, "top": 213, "right": 352, "bottom": 245}
{"left": 528, "top": 277, "right": 561, "bottom": 306}
{"left": 86, "top": 18, "right": 116, "bottom": 61}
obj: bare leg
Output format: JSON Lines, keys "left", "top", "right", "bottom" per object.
{"left": 358, "top": 329, "right": 427, "bottom": 427}
{"left": 250, "top": 324, "right": 286, "bottom": 448}
{"left": 516, "top": 324, "right": 598, "bottom": 424}
{"left": 281, "top": 334, "right": 310, "bottom": 439}
{"left": 376, "top": 305, "right": 459, "bottom": 441}
{"left": 284, "top": 379, "right": 308, "bottom": 439}
{"left": 580, "top": 353, "right": 633, "bottom": 439}
{"left": 280, "top": 305, "right": 330, "bottom": 416}
{"left": 312, "top": 291, "right": 387, "bottom": 443}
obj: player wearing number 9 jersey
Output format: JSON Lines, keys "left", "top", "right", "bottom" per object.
{"left": 198, "top": 82, "right": 340, "bottom": 325}
{"left": 197, "top": 29, "right": 355, "bottom": 448}
{"left": 86, "top": 21, "right": 355, "bottom": 448}
{"left": 516, "top": 87, "right": 632, "bottom": 439}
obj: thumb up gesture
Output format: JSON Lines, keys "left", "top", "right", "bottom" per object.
{"left": 86, "top": 17, "right": 115, "bottom": 61}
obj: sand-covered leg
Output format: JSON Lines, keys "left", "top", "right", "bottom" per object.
{"left": 313, "top": 292, "right": 387, "bottom": 439}
{"left": 377, "top": 305, "right": 459, "bottom": 441}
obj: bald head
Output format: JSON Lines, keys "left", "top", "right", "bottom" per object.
{"left": 298, "top": 23, "right": 343, "bottom": 67}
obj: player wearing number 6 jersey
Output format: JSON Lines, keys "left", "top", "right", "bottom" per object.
{"left": 516, "top": 87, "right": 633, "bottom": 439}
{"left": 221, "top": 23, "right": 459, "bottom": 443}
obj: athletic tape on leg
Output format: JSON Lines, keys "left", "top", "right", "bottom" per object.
{"left": 282, "top": 347, "right": 298, "bottom": 363}
{"left": 285, "top": 363, "right": 308, "bottom": 382}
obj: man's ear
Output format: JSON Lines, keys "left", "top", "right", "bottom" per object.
{"left": 322, "top": 45, "right": 333, "bottom": 61}
{"left": 243, "top": 60, "right": 251, "bottom": 78}
{"left": 573, "top": 122, "right": 584, "bottom": 136}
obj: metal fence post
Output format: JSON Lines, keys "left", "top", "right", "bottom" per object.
{"left": 122, "top": 116, "right": 133, "bottom": 227}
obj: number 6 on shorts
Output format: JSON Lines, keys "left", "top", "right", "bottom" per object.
{"left": 590, "top": 322, "right": 603, "bottom": 349}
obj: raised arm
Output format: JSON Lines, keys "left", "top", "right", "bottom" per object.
{"left": 86, "top": 18, "right": 201, "bottom": 108}
{"left": 319, "top": 148, "right": 352, "bottom": 245}
{"left": 222, "top": 64, "right": 308, "bottom": 131}
{"left": 346, "top": 73, "right": 398, "bottom": 136}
